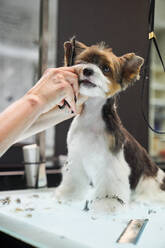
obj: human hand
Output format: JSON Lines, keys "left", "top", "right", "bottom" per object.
{"left": 75, "top": 94, "right": 88, "bottom": 114}
{"left": 26, "top": 67, "right": 79, "bottom": 114}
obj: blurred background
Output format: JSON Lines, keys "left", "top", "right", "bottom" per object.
{"left": 0, "top": 0, "right": 165, "bottom": 188}
{"left": 149, "top": 0, "right": 165, "bottom": 164}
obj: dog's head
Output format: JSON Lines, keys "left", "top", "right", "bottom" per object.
{"left": 64, "top": 39, "right": 144, "bottom": 98}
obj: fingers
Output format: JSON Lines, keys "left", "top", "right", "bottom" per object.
{"left": 39, "top": 67, "right": 82, "bottom": 113}
{"left": 53, "top": 68, "right": 79, "bottom": 110}
{"left": 54, "top": 65, "right": 83, "bottom": 77}
{"left": 45, "top": 67, "right": 79, "bottom": 99}
{"left": 77, "top": 94, "right": 88, "bottom": 105}
{"left": 44, "top": 66, "right": 77, "bottom": 76}
{"left": 63, "top": 83, "right": 76, "bottom": 113}
{"left": 55, "top": 68, "right": 87, "bottom": 113}
{"left": 56, "top": 66, "right": 77, "bottom": 73}
{"left": 57, "top": 80, "right": 76, "bottom": 113}
{"left": 44, "top": 65, "right": 81, "bottom": 76}
{"left": 76, "top": 104, "right": 83, "bottom": 114}
{"left": 59, "top": 71, "right": 79, "bottom": 99}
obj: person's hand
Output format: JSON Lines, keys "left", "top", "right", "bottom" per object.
{"left": 26, "top": 67, "right": 79, "bottom": 114}
{"left": 75, "top": 94, "right": 88, "bottom": 114}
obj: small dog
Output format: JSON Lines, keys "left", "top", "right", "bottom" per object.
{"left": 56, "top": 39, "right": 165, "bottom": 213}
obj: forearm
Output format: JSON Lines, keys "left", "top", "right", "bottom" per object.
{"left": 17, "top": 94, "right": 87, "bottom": 142}
{"left": 16, "top": 106, "right": 75, "bottom": 142}
{"left": 0, "top": 66, "right": 80, "bottom": 158}
{"left": 0, "top": 94, "right": 44, "bottom": 157}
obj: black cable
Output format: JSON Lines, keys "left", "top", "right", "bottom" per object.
{"left": 148, "top": 0, "right": 155, "bottom": 31}
{"left": 141, "top": 0, "right": 165, "bottom": 134}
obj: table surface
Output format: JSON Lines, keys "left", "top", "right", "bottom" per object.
{"left": 0, "top": 188, "right": 165, "bottom": 248}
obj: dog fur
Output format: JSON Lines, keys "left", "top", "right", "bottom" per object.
{"left": 55, "top": 40, "right": 165, "bottom": 213}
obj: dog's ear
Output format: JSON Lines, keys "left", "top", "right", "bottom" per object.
{"left": 64, "top": 40, "right": 87, "bottom": 66}
{"left": 120, "top": 53, "right": 144, "bottom": 87}
{"left": 74, "top": 40, "right": 87, "bottom": 55}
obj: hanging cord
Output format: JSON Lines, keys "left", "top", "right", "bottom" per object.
{"left": 141, "top": 0, "right": 165, "bottom": 134}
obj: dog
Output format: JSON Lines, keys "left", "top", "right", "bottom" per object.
{"left": 54, "top": 39, "right": 165, "bottom": 213}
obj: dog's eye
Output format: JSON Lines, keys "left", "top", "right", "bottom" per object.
{"left": 101, "top": 64, "right": 110, "bottom": 73}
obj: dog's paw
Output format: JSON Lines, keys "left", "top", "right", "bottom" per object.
{"left": 55, "top": 185, "right": 83, "bottom": 203}
{"left": 55, "top": 186, "right": 73, "bottom": 203}
{"left": 90, "top": 196, "right": 126, "bottom": 214}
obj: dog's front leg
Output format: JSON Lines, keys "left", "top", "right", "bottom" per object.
{"left": 90, "top": 194, "right": 128, "bottom": 214}
{"left": 55, "top": 156, "right": 89, "bottom": 203}
{"left": 89, "top": 167, "right": 130, "bottom": 214}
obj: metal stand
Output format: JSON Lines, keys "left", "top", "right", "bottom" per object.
{"left": 36, "top": 0, "right": 49, "bottom": 162}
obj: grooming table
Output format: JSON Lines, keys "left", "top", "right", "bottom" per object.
{"left": 0, "top": 188, "right": 165, "bottom": 248}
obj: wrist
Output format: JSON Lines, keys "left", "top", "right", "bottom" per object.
{"left": 23, "top": 93, "right": 45, "bottom": 115}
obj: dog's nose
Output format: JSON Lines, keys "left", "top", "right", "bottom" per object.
{"left": 83, "top": 68, "right": 93, "bottom": 77}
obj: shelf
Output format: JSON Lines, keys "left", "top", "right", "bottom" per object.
{"left": 150, "top": 98, "right": 165, "bottom": 107}
{"left": 151, "top": 83, "right": 165, "bottom": 90}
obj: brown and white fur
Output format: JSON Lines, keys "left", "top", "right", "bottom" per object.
{"left": 56, "top": 40, "right": 165, "bottom": 213}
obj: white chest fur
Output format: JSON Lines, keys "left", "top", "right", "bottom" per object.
{"left": 67, "top": 98, "right": 131, "bottom": 203}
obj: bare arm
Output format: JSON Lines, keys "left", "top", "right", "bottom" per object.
{"left": 0, "top": 94, "right": 44, "bottom": 156}
{"left": 16, "top": 95, "right": 87, "bottom": 142}
{"left": 0, "top": 67, "right": 80, "bottom": 157}
{"left": 16, "top": 106, "right": 74, "bottom": 142}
